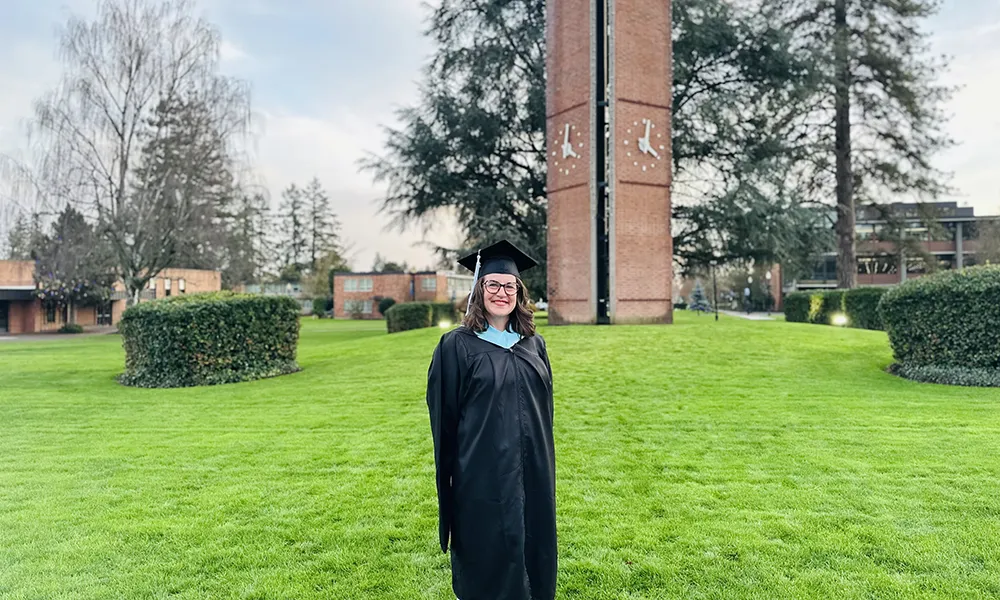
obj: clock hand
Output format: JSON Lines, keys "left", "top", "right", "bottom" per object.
{"left": 564, "top": 124, "right": 570, "bottom": 145}
{"left": 644, "top": 119, "right": 651, "bottom": 141}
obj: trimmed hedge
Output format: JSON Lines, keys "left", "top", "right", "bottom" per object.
{"left": 843, "top": 287, "right": 889, "bottom": 330}
{"left": 787, "top": 287, "right": 889, "bottom": 330}
{"left": 386, "top": 302, "right": 432, "bottom": 333}
{"left": 117, "top": 291, "right": 301, "bottom": 388}
{"left": 811, "top": 290, "right": 844, "bottom": 325}
{"left": 378, "top": 297, "right": 396, "bottom": 316}
{"left": 312, "top": 297, "right": 332, "bottom": 317}
{"left": 887, "top": 363, "right": 1000, "bottom": 387}
{"left": 431, "top": 302, "right": 459, "bottom": 326}
{"left": 879, "top": 265, "right": 1000, "bottom": 386}
{"left": 783, "top": 292, "right": 811, "bottom": 323}
{"left": 58, "top": 323, "right": 84, "bottom": 334}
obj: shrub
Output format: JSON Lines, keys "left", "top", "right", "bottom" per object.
{"left": 58, "top": 323, "right": 84, "bottom": 334}
{"left": 386, "top": 302, "right": 432, "bottom": 333}
{"left": 887, "top": 363, "right": 1000, "bottom": 388}
{"left": 783, "top": 292, "right": 811, "bottom": 323}
{"left": 431, "top": 302, "right": 458, "bottom": 326}
{"left": 378, "top": 297, "right": 397, "bottom": 316}
{"left": 117, "top": 291, "right": 301, "bottom": 388}
{"left": 811, "top": 290, "right": 845, "bottom": 325}
{"left": 312, "top": 297, "right": 331, "bottom": 317}
{"left": 879, "top": 265, "right": 1000, "bottom": 386}
{"left": 843, "top": 287, "right": 889, "bottom": 330}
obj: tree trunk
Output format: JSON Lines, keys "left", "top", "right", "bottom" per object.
{"left": 834, "top": 0, "right": 856, "bottom": 289}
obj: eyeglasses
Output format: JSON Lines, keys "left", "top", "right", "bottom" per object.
{"left": 483, "top": 280, "right": 519, "bottom": 295}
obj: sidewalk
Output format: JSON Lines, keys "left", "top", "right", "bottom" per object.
{"left": 0, "top": 326, "right": 118, "bottom": 342}
{"left": 719, "top": 310, "right": 776, "bottom": 321}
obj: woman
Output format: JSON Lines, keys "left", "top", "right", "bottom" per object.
{"left": 426, "top": 239, "right": 556, "bottom": 600}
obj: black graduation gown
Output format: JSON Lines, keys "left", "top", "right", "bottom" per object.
{"left": 426, "top": 326, "right": 556, "bottom": 600}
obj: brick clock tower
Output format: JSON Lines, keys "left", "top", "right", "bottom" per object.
{"left": 546, "top": 0, "right": 673, "bottom": 324}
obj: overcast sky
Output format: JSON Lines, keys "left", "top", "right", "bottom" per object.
{"left": 1, "top": 0, "right": 998, "bottom": 271}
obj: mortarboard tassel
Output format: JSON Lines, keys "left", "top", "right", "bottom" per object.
{"left": 465, "top": 250, "right": 481, "bottom": 317}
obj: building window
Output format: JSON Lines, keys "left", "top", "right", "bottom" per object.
{"left": 807, "top": 256, "right": 838, "bottom": 281}
{"left": 855, "top": 224, "right": 877, "bottom": 241}
{"left": 344, "top": 300, "right": 373, "bottom": 314}
{"left": 46, "top": 304, "right": 57, "bottom": 323}
{"left": 857, "top": 255, "right": 898, "bottom": 275}
{"left": 421, "top": 277, "right": 437, "bottom": 291}
{"left": 165, "top": 278, "right": 172, "bottom": 296}
{"left": 906, "top": 257, "right": 928, "bottom": 275}
{"left": 179, "top": 278, "right": 186, "bottom": 293}
{"left": 344, "top": 277, "right": 373, "bottom": 292}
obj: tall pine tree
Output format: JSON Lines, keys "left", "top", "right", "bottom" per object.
{"left": 277, "top": 183, "right": 308, "bottom": 280}
{"left": 303, "top": 177, "right": 342, "bottom": 272}
{"left": 221, "top": 191, "right": 272, "bottom": 287}
{"left": 767, "top": 0, "right": 954, "bottom": 288}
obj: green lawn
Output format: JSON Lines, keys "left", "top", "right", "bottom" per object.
{"left": 1, "top": 313, "right": 999, "bottom": 599}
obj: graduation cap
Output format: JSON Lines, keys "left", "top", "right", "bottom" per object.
{"left": 457, "top": 240, "right": 538, "bottom": 315}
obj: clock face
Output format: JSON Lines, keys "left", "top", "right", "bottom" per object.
{"left": 622, "top": 118, "right": 666, "bottom": 172}
{"left": 550, "top": 122, "right": 584, "bottom": 176}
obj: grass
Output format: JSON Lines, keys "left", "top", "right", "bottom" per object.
{"left": 1, "top": 313, "right": 999, "bottom": 599}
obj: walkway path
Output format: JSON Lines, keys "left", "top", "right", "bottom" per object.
{"left": 0, "top": 327, "right": 117, "bottom": 342}
{"left": 718, "top": 310, "right": 776, "bottom": 321}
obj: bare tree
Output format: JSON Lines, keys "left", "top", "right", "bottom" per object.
{"left": 27, "top": 0, "right": 252, "bottom": 304}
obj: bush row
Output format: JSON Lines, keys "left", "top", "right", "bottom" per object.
{"left": 385, "top": 302, "right": 459, "bottom": 333}
{"left": 118, "top": 291, "right": 301, "bottom": 388}
{"left": 783, "top": 287, "right": 888, "bottom": 330}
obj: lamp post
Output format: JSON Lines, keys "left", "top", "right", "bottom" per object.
{"left": 711, "top": 259, "right": 719, "bottom": 321}
{"left": 765, "top": 270, "right": 773, "bottom": 315}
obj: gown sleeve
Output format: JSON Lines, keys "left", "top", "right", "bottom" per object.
{"left": 540, "top": 335, "right": 554, "bottom": 422}
{"left": 426, "top": 332, "right": 463, "bottom": 553}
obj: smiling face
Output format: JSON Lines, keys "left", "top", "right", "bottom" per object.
{"left": 482, "top": 274, "right": 519, "bottom": 320}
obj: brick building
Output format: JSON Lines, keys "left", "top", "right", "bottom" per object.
{"left": 0, "top": 261, "right": 221, "bottom": 334}
{"left": 332, "top": 271, "right": 474, "bottom": 319}
{"left": 787, "top": 202, "right": 1000, "bottom": 292}
{"left": 238, "top": 282, "right": 313, "bottom": 314}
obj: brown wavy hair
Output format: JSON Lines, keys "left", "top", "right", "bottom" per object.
{"left": 462, "top": 277, "right": 536, "bottom": 337}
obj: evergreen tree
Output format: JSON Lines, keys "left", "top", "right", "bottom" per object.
{"left": 303, "top": 177, "right": 342, "bottom": 273}
{"left": 33, "top": 206, "right": 116, "bottom": 316}
{"left": 766, "top": 0, "right": 955, "bottom": 288}
{"left": 688, "top": 280, "right": 712, "bottom": 313}
{"left": 221, "top": 191, "right": 271, "bottom": 288}
{"left": 277, "top": 183, "right": 308, "bottom": 279}
{"left": 5, "top": 212, "right": 42, "bottom": 260}
{"left": 132, "top": 94, "right": 239, "bottom": 273}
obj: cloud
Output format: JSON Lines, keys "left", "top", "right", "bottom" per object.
{"left": 929, "top": 9, "right": 1000, "bottom": 215}
{"left": 247, "top": 108, "right": 460, "bottom": 270}
{"left": 219, "top": 39, "right": 249, "bottom": 63}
